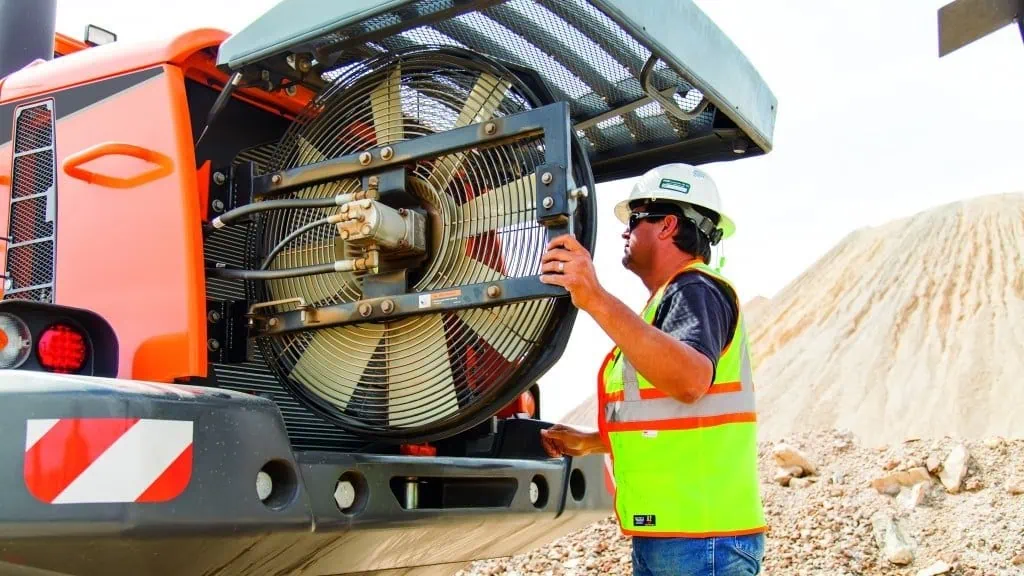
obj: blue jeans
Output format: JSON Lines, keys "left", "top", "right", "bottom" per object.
{"left": 632, "top": 533, "right": 765, "bottom": 576}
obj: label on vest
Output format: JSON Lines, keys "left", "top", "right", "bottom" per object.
{"left": 633, "top": 514, "right": 656, "bottom": 527}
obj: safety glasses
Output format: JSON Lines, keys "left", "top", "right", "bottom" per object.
{"left": 627, "top": 211, "right": 670, "bottom": 231}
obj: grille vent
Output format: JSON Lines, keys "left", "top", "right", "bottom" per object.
{"left": 4, "top": 101, "right": 57, "bottom": 303}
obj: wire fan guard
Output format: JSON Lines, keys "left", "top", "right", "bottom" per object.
{"left": 253, "top": 47, "right": 591, "bottom": 442}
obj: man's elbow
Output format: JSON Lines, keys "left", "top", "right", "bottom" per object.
{"left": 674, "top": 384, "right": 706, "bottom": 404}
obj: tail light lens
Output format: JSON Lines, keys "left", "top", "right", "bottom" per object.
{"left": 0, "top": 313, "right": 32, "bottom": 369}
{"left": 36, "top": 324, "right": 88, "bottom": 373}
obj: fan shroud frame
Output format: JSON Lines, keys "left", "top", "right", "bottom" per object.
{"left": 242, "top": 45, "right": 597, "bottom": 444}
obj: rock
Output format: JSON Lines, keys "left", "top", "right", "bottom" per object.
{"left": 983, "top": 436, "right": 1003, "bottom": 449}
{"left": 884, "top": 458, "right": 900, "bottom": 471}
{"left": 926, "top": 454, "right": 942, "bottom": 473}
{"left": 772, "top": 444, "right": 817, "bottom": 475}
{"left": 915, "top": 560, "right": 952, "bottom": 576}
{"left": 1006, "top": 479, "right": 1024, "bottom": 495}
{"left": 939, "top": 445, "right": 969, "bottom": 493}
{"left": 1012, "top": 554, "right": 1024, "bottom": 566}
{"left": 898, "top": 482, "right": 929, "bottom": 510}
{"left": 791, "top": 477, "right": 812, "bottom": 489}
{"left": 871, "top": 512, "right": 916, "bottom": 566}
{"left": 964, "top": 478, "right": 982, "bottom": 491}
{"left": 872, "top": 467, "right": 932, "bottom": 495}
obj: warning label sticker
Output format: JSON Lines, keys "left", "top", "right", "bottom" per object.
{"left": 418, "top": 289, "right": 463, "bottom": 309}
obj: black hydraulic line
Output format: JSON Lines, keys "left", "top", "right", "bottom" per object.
{"left": 195, "top": 72, "right": 241, "bottom": 152}
{"left": 212, "top": 197, "right": 339, "bottom": 229}
{"left": 207, "top": 262, "right": 337, "bottom": 281}
{"left": 259, "top": 216, "right": 334, "bottom": 271}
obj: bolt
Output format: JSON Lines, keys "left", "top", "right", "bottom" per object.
{"left": 398, "top": 239, "right": 409, "bottom": 248}
{"left": 211, "top": 199, "right": 225, "bottom": 213}
{"left": 207, "top": 310, "right": 222, "bottom": 323}
{"left": 484, "top": 122, "right": 496, "bottom": 135}
{"left": 298, "top": 59, "right": 312, "bottom": 73}
{"left": 261, "top": 70, "right": 271, "bottom": 81}
{"left": 285, "top": 85, "right": 297, "bottom": 97}
{"left": 213, "top": 171, "right": 226, "bottom": 185}
{"left": 340, "top": 230, "right": 350, "bottom": 240}
{"left": 271, "top": 173, "right": 282, "bottom": 184}
{"left": 398, "top": 208, "right": 407, "bottom": 216}
{"left": 381, "top": 146, "right": 394, "bottom": 161}
{"left": 359, "top": 303, "right": 372, "bottom": 317}
{"left": 361, "top": 224, "right": 371, "bottom": 235}
{"left": 359, "top": 152, "right": 372, "bottom": 165}
{"left": 541, "top": 172, "right": 553, "bottom": 185}
{"left": 268, "top": 317, "right": 279, "bottom": 327}
{"left": 207, "top": 339, "right": 221, "bottom": 351}
{"left": 381, "top": 300, "right": 394, "bottom": 314}
{"left": 368, "top": 175, "right": 379, "bottom": 188}
{"left": 334, "top": 480, "right": 356, "bottom": 511}
{"left": 542, "top": 196, "right": 554, "bottom": 209}
{"left": 487, "top": 285, "right": 501, "bottom": 298}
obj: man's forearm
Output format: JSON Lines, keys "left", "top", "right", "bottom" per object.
{"left": 589, "top": 290, "right": 713, "bottom": 403}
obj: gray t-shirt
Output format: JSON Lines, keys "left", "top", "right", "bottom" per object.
{"left": 651, "top": 271, "right": 738, "bottom": 382}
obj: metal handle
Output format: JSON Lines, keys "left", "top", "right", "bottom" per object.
{"left": 62, "top": 142, "right": 174, "bottom": 189}
{"left": 640, "top": 55, "right": 709, "bottom": 122}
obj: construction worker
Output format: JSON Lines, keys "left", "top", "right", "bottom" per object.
{"left": 538, "top": 163, "right": 765, "bottom": 575}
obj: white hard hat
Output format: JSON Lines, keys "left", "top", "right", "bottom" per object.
{"left": 613, "top": 163, "right": 735, "bottom": 241}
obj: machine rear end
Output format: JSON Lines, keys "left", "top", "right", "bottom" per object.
{"left": 0, "top": 1, "right": 775, "bottom": 574}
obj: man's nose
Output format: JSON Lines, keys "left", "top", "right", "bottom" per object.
{"left": 621, "top": 226, "right": 630, "bottom": 239}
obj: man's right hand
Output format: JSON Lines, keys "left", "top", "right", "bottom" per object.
{"left": 540, "top": 424, "right": 607, "bottom": 458}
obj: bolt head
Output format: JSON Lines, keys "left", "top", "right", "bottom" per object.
{"left": 541, "top": 172, "right": 553, "bottom": 185}
{"left": 361, "top": 224, "right": 371, "bottom": 236}
{"left": 268, "top": 317, "right": 279, "bottom": 327}
{"left": 334, "top": 480, "right": 356, "bottom": 511}
{"left": 359, "top": 303, "right": 372, "bottom": 317}
{"left": 213, "top": 171, "right": 226, "bottom": 185}
{"left": 542, "top": 196, "right": 554, "bottom": 209}
{"left": 381, "top": 146, "right": 394, "bottom": 161}
{"left": 271, "top": 173, "right": 282, "bottom": 184}
{"left": 485, "top": 122, "right": 496, "bottom": 135}
{"left": 487, "top": 285, "right": 500, "bottom": 298}
{"left": 340, "top": 230, "right": 350, "bottom": 240}
{"left": 211, "top": 199, "right": 225, "bottom": 213}
{"left": 285, "top": 85, "right": 297, "bottom": 97}
{"left": 359, "top": 152, "right": 372, "bottom": 165}
{"left": 368, "top": 175, "right": 379, "bottom": 187}
{"left": 381, "top": 300, "right": 394, "bottom": 313}
{"left": 207, "top": 310, "right": 222, "bottom": 323}
{"left": 207, "top": 339, "right": 221, "bottom": 351}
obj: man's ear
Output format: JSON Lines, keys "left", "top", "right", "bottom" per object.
{"left": 658, "top": 215, "right": 679, "bottom": 240}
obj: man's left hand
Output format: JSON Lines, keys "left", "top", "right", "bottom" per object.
{"left": 539, "top": 234, "right": 607, "bottom": 313}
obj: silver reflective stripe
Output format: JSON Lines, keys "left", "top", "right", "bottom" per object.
{"left": 606, "top": 390, "right": 754, "bottom": 423}
{"left": 622, "top": 359, "right": 641, "bottom": 402}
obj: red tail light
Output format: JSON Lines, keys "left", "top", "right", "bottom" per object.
{"left": 37, "top": 324, "right": 88, "bottom": 373}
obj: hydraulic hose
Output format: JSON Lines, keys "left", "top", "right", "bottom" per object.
{"left": 208, "top": 262, "right": 338, "bottom": 281}
{"left": 259, "top": 216, "right": 335, "bottom": 270}
{"left": 211, "top": 197, "right": 340, "bottom": 229}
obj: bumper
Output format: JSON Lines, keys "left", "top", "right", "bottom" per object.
{"left": 0, "top": 371, "right": 612, "bottom": 575}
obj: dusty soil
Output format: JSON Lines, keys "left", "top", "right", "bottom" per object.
{"left": 458, "top": 430, "right": 1024, "bottom": 575}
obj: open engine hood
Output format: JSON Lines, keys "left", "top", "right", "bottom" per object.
{"left": 215, "top": 0, "right": 777, "bottom": 182}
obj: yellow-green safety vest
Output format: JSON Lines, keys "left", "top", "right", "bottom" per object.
{"left": 597, "top": 260, "right": 765, "bottom": 538}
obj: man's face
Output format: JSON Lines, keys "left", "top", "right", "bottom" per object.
{"left": 620, "top": 204, "right": 663, "bottom": 272}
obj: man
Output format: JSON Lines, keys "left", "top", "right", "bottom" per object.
{"left": 538, "top": 163, "right": 765, "bottom": 575}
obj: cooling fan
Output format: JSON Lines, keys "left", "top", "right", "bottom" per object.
{"left": 212, "top": 46, "right": 595, "bottom": 443}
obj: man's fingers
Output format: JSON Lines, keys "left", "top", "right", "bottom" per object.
{"left": 541, "top": 260, "right": 573, "bottom": 274}
{"left": 539, "top": 273, "right": 568, "bottom": 287}
{"left": 546, "top": 234, "right": 584, "bottom": 254}
{"left": 540, "top": 248, "right": 573, "bottom": 264}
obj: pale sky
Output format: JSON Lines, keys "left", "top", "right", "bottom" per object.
{"left": 55, "top": 1, "right": 1024, "bottom": 422}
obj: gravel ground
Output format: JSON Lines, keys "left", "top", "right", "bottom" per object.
{"left": 457, "top": 430, "right": 1024, "bottom": 576}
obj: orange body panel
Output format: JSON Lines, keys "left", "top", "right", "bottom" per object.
{"left": 53, "top": 65, "right": 205, "bottom": 381}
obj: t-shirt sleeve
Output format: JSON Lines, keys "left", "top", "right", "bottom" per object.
{"left": 652, "top": 273, "right": 738, "bottom": 381}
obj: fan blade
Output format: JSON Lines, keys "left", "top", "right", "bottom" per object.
{"left": 428, "top": 73, "right": 512, "bottom": 194}
{"left": 455, "top": 174, "right": 536, "bottom": 238}
{"left": 438, "top": 232, "right": 508, "bottom": 286}
{"left": 456, "top": 73, "right": 512, "bottom": 128}
{"left": 455, "top": 301, "right": 548, "bottom": 362}
{"left": 370, "top": 64, "right": 403, "bottom": 145}
{"left": 290, "top": 325, "right": 387, "bottom": 411}
{"left": 387, "top": 316, "right": 459, "bottom": 427}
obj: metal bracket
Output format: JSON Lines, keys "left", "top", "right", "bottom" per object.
{"left": 640, "top": 55, "right": 709, "bottom": 122}
{"left": 535, "top": 163, "right": 570, "bottom": 232}
{"left": 206, "top": 299, "right": 249, "bottom": 364}
{"left": 208, "top": 162, "right": 257, "bottom": 218}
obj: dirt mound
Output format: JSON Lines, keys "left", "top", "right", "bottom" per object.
{"left": 751, "top": 193, "right": 1024, "bottom": 445}
{"left": 458, "top": 431, "right": 1024, "bottom": 575}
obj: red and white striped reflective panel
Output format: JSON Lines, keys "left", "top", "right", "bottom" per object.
{"left": 24, "top": 418, "right": 193, "bottom": 504}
